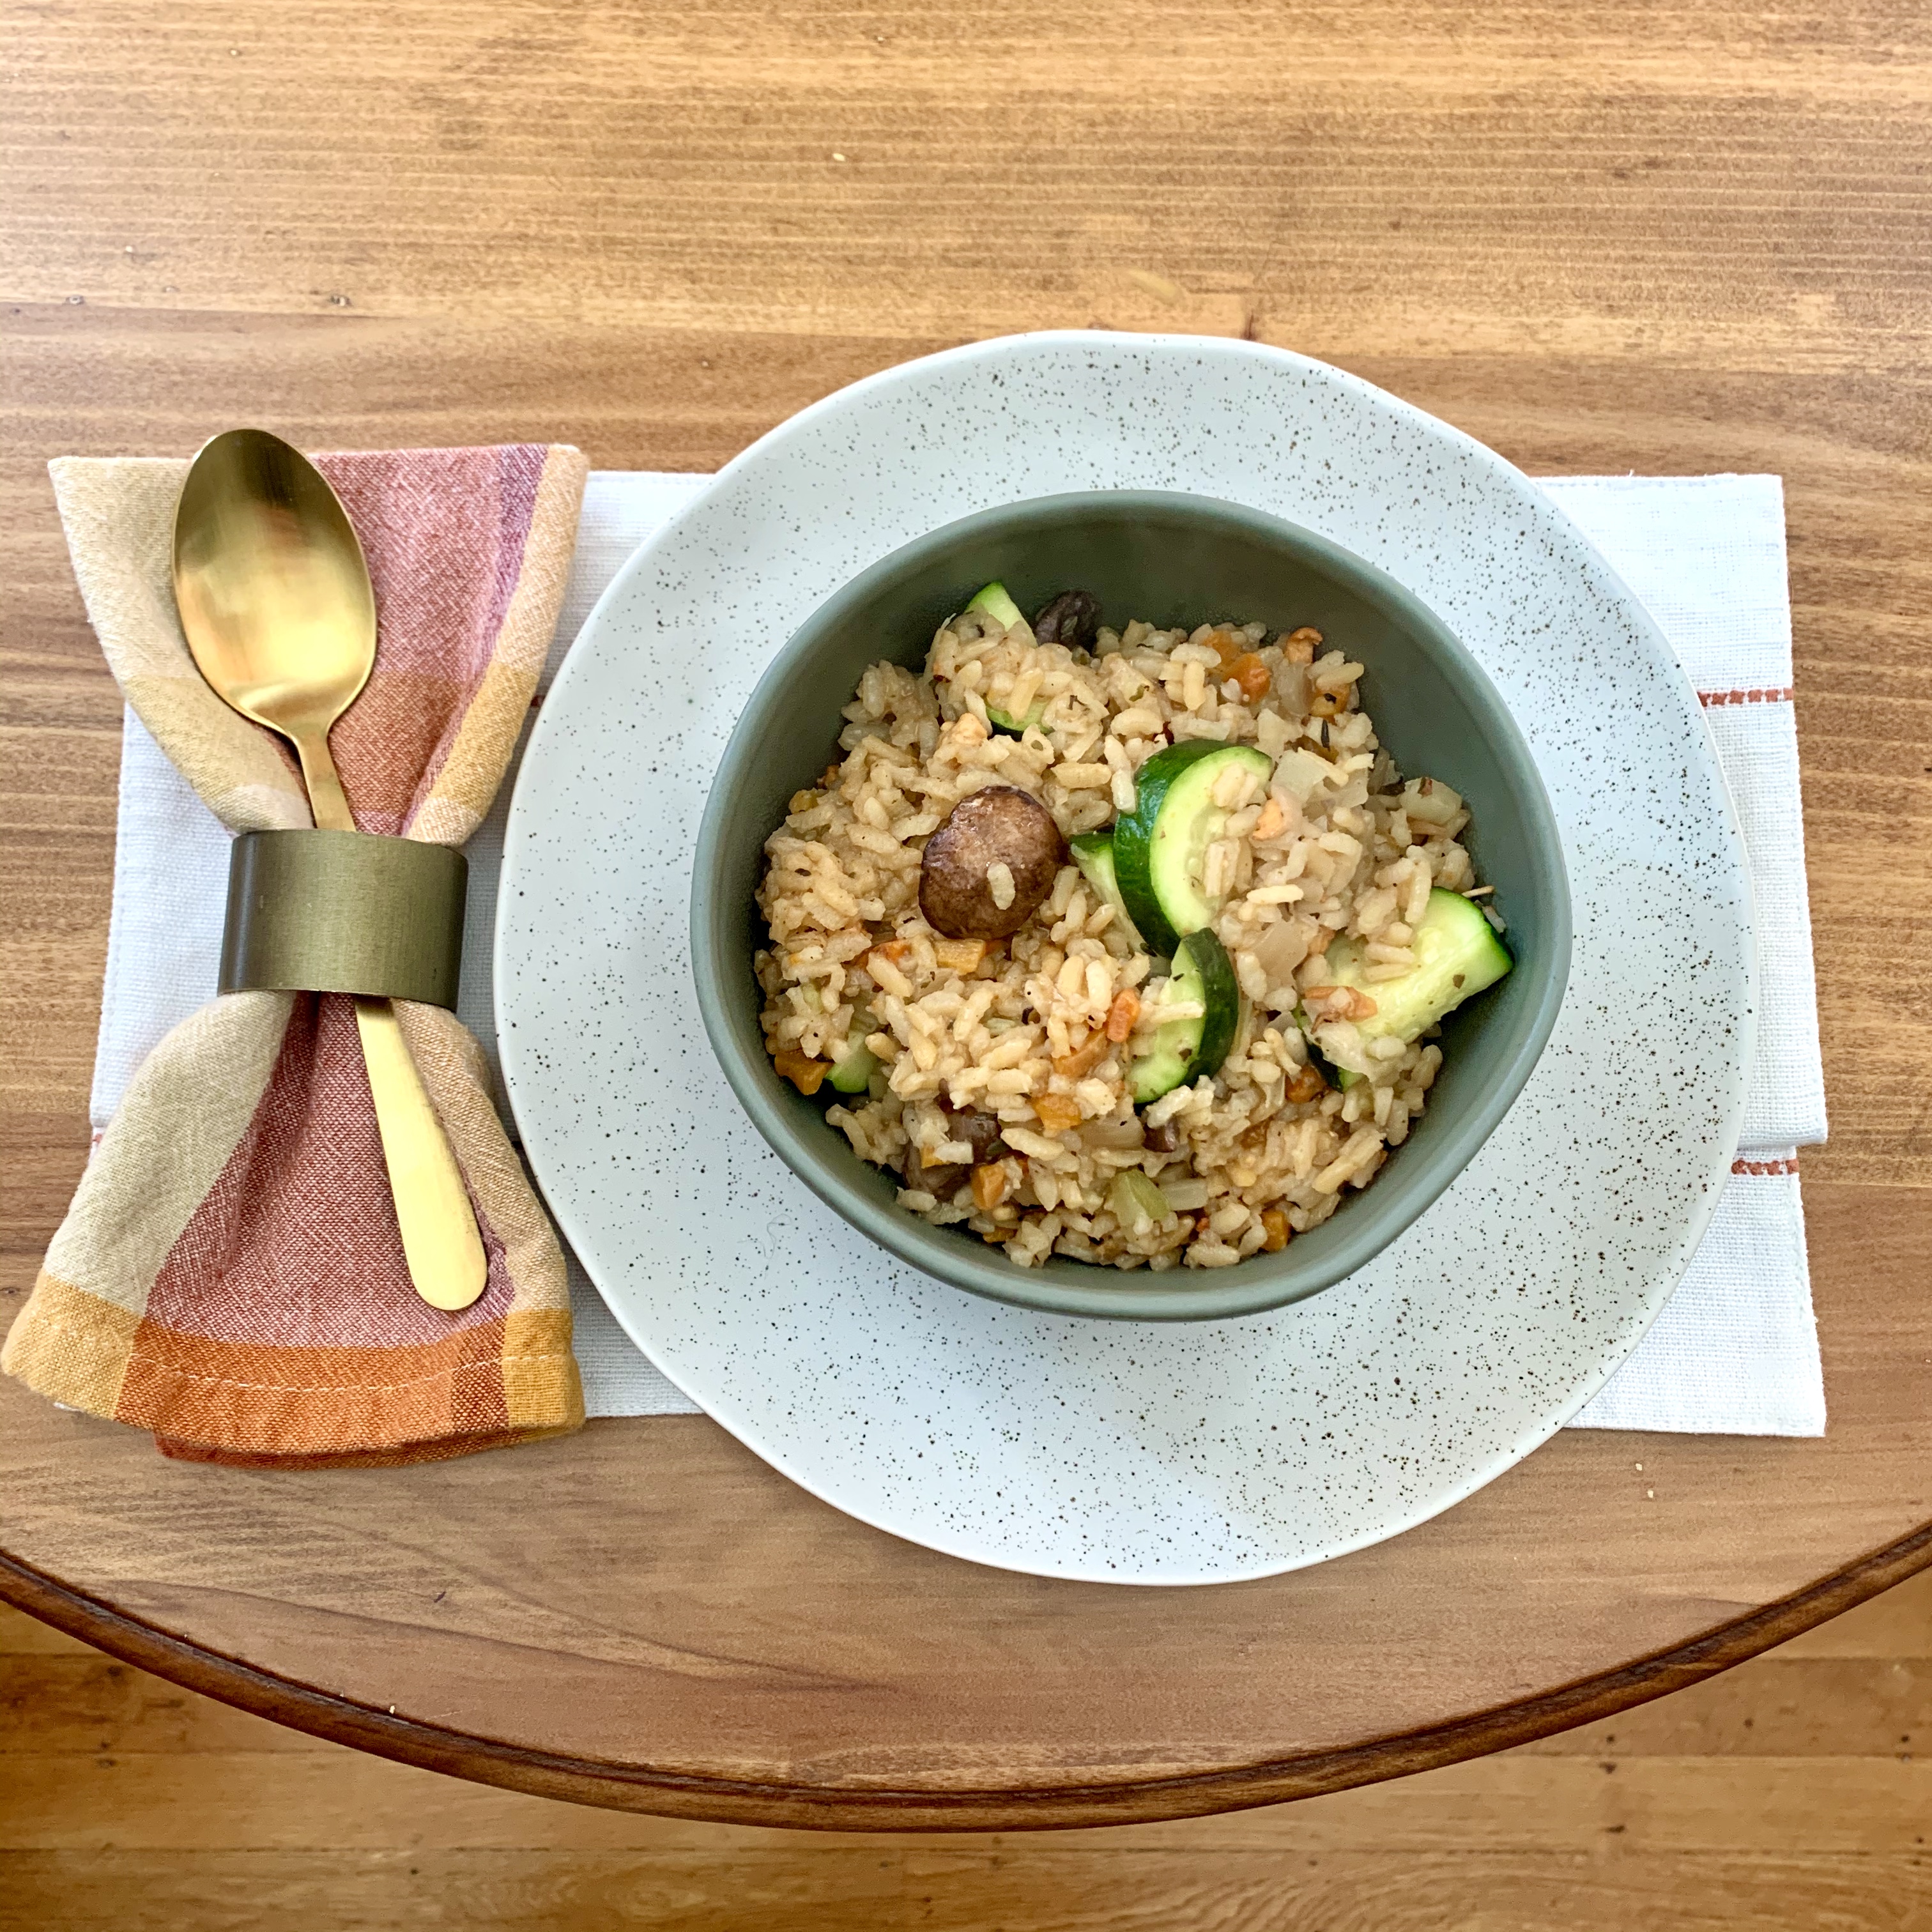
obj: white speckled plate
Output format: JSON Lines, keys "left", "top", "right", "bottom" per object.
{"left": 498, "top": 334, "right": 1753, "bottom": 1585}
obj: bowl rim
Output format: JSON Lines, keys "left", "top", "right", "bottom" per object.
{"left": 691, "top": 486, "right": 1572, "bottom": 1322}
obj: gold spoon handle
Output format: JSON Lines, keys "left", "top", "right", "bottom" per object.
{"left": 293, "top": 732, "right": 356, "bottom": 836}
{"left": 293, "top": 732, "right": 488, "bottom": 1314}
{"left": 353, "top": 998, "right": 489, "bottom": 1311}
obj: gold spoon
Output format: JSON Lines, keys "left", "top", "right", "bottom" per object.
{"left": 173, "top": 429, "right": 488, "bottom": 1313}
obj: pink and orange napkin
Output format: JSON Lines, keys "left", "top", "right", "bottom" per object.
{"left": 3, "top": 444, "right": 590, "bottom": 1466}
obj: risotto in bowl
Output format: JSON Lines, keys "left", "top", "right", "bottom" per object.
{"left": 692, "top": 493, "right": 1570, "bottom": 1321}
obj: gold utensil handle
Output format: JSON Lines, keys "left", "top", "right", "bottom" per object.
{"left": 295, "top": 730, "right": 487, "bottom": 1314}
{"left": 353, "top": 997, "right": 489, "bottom": 1312}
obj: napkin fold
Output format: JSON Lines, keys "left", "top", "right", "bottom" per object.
{"left": 3, "top": 445, "right": 591, "bottom": 1465}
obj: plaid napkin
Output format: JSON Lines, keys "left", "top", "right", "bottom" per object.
{"left": 2, "top": 445, "right": 590, "bottom": 1466}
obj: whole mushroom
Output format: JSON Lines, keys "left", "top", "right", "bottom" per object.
{"left": 918, "top": 785, "right": 1066, "bottom": 940}
{"left": 1032, "top": 589, "right": 1102, "bottom": 651}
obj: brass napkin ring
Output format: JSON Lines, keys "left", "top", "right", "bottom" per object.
{"left": 219, "top": 830, "right": 468, "bottom": 1009}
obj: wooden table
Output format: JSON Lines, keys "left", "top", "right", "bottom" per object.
{"left": 4, "top": 0, "right": 1928, "bottom": 1834}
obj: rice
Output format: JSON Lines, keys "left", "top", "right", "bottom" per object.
{"left": 754, "top": 602, "right": 1488, "bottom": 1271}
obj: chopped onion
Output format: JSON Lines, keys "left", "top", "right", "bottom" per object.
{"left": 1107, "top": 1170, "right": 1172, "bottom": 1234}
{"left": 1402, "top": 776, "right": 1464, "bottom": 826}
{"left": 1272, "top": 745, "right": 1334, "bottom": 806}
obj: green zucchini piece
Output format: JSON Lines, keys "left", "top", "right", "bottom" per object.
{"left": 1128, "top": 929, "right": 1241, "bottom": 1105}
{"left": 1112, "top": 741, "right": 1272, "bottom": 956}
{"left": 965, "top": 580, "right": 1025, "bottom": 629}
{"left": 986, "top": 700, "right": 1046, "bottom": 737}
{"left": 965, "top": 583, "right": 1046, "bottom": 733}
{"left": 826, "top": 1042, "right": 880, "bottom": 1094}
{"left": 1068, "top": 832, "right": 1142, "bottom": 947}
{"left": 1319, "top": 888, "right": 1512, "bottom": 1046}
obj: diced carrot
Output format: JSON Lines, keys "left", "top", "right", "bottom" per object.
{"left": 873, "top": 939, "right": 909, "bottom": 961}
{"left": 933, "top": 937, "right": 987, "bottom": 973}
{"left": 1033, "top": 1094, "right": 1083, "bottom": 1135}
{"left": 1280, "top": 626, "right": 1322, "bottom": 664}
{"left": 1261, "top": 1208, "right": 1291, "bottom": 1252}
{"left": 1206, "top": 627, "right": 1246, "bottom": 671}
{"left": 1252, "top": 795, "right": 1287, "bottom": 839}
{"left": 773, "top": 1050, "right": 828, "bottom": 1096}
{"left": 1052, "top": 1032, "right": 1110, "bottom": 1079}
{"left": 1285, "top": 1063, "right": 1327, "bottom": 1104}
{"left": 1307, "top": 985, "right": 1377, "bottom": 1023}
{"left": 1104, "top": 988, "right": 1140, "bottom": 1043}
{"left": 971, "top": 1163, "right": 1009, "bottom": 1210}
{"left": 1228, "top": 652, "right": 1273, "bottom": 702}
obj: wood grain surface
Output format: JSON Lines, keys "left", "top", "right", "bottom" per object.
{"left": 3, "top": 0, "right": 1930, "bottom": 1836}
{"left": 4, "top": 1583, "right": 1931, "bottom": 1929}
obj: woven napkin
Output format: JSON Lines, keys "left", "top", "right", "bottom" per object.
{"left": 3, "top": 445, "right": 591, "bottom": 1466}
{"left": 67, "top": 469, "right": 1831, "bottom": 1439}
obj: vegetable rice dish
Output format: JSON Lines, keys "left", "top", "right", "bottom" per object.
{"left": 755, "top": 583, "right": 1510, "bottom": 1271}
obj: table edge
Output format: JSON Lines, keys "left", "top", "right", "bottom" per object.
{"left": 3, "top": 1517, "right": 1928, "bottom": 1831}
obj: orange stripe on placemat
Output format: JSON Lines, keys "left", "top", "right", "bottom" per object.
{"left": 1700, "top": 686, "right": 1795, "bottom": 707}
{"left": 1733, "top": 1156, "right": 1800, "bottom": 1176}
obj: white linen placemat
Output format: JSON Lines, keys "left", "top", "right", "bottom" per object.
{"left": 88, "top": 471, "right": 1827, "bottom": 1435}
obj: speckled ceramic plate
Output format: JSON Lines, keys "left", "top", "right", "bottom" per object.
{"left": 498, "top": 334, "right": 1753, "bottom": 1585}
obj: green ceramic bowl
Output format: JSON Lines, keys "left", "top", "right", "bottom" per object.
{"left": 691, "top": 491, "right": 1570, "bottom": 1321}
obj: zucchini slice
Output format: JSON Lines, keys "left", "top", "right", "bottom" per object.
{"left": 1317, "top": 888, "right": 1512, "bottom": 1046}
{"left": 964, "top": 581, "right": 1046, "bottom": 734}
{"left": 1112, "top": 741, "right": 1272, "bottom": 956}
{"left": 965, "top": 580, "right": 1025, "bottom": 630}
{"left": 987, "top": 702, "right": 1046, "bottom": 737}
{"left": 826, "top": 1041, "right": 880, "bottom": 1094}
{"left": 1128, "top": 929, "right": 1241, "bottom": 1105}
